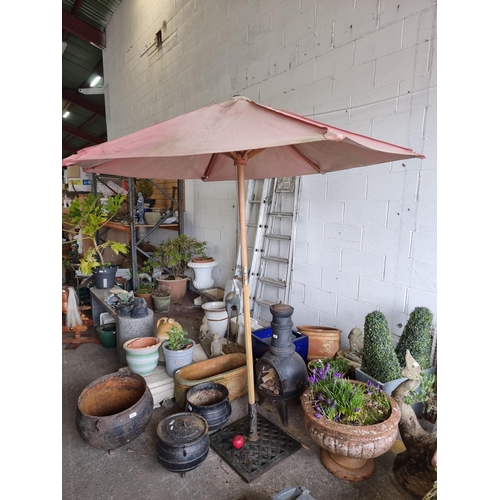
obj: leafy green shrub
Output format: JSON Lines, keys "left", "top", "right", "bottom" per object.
{"left": 164, "top": 325, "right": 192, "bottom": 351}
{"left": 361, "top": 311, "right": 401, "bottom": 383}
{"left": 395, "top": 307, "right": 433, "bottom": 370}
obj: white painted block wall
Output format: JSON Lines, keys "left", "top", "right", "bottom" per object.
{"left": 103, "top": 0, "right": 437, "bottom": 349}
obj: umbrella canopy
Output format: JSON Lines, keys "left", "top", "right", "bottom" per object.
{"left": 63, "top": 95, "right": 424, "bottom": 440}
{"left": 62, "top": 95, "right": 423, "bottom": 179}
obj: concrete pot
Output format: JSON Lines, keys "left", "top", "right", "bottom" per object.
{"left": 187, "top": 259, "right": 218, "bottom": 290}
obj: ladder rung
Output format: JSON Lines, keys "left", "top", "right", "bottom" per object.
{"left": 269, "top": 212, "right": 293, "bottom": 217}
{"left": 248, "top": 200, "right": 263, "bottom": 204}
{"left": 258, "top": 277, "right": 286, "bottom": 288}
{"left": 247, "top": 223, "right": 258, "bottom": 228}
{"left": 262, "top": 256, "right": 288, "bottom": 264}
{"left": 265, "top": 234, "right": 291, "bottom": 240}
{"left": 255, "top": 298, "right": 275, "bottom": 307}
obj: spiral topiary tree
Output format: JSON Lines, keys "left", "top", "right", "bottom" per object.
{"left": 395, "top": 307, "right": 433, "bottom": 370}
{"left": 361, "top": 311, "right": 401, "bottom": 383}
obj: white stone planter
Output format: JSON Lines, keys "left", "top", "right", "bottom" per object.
{"left": 187, "top": 260, "right": 218, "bottom": 290}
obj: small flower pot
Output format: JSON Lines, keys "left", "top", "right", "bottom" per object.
{"left": 162, "top": 340, "right": 196, "bottom": 378}
{"left": 152, "top": 293, "right": 171, "bottom": 313}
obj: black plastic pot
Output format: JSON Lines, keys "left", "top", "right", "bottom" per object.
{"left": 93, "top": 265, "right": 118, "bottom": 289}
{"left": 76, "top": 372, "right": 153, "bottom": 450}
{"left": 156, "top": 412, "right": 210, "bottom": 474}
{"left": 185, "top": 382, "right": 231, "bottom": 432}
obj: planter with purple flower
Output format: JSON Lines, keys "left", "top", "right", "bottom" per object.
{"left": 301, "top": 363, "right": 401, "bottom": 482}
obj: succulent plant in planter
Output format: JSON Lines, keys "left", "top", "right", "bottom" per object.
{"left": 395, "top": 307, "right": 433, "bottom": 370}
{"left": 360, "top": 311, "right": 402, "bottom": 384}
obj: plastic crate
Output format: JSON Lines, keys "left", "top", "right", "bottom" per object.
{"left": 251, "top": 327, "right": 308, "bottom": 363}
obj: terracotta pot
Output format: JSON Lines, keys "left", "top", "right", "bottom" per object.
{"left": 301, "top": 384, "right": 401, "bottom": 481}
{"left": 296, "top": 325, "right": 342, "bottom": 362}
{"left": 156, "top": 275, "right": 188, "bottom": 303}
{"left": 135, "top": 292, "right": 153, "bottom": 309}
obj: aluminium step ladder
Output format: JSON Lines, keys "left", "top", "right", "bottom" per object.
{"left": 249, "top": 177, "right": 300, "bottom": 324}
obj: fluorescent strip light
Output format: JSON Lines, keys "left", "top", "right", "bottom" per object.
{"left": 90, "top": 76, "right": 102, "bottom": 87}
{"left": 63, "top": 111, "right": 70, "bottom": 118}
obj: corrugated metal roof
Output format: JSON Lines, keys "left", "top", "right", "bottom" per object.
{"left": 62, "top": 0, "right": 123, "bottom": 159}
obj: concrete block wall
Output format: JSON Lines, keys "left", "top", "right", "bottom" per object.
{"left": 103, "top": 0, "right": 437, "bottom": 348}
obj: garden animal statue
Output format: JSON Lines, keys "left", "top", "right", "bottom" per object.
{"left": 392, "top": 350, "right": 437, "bottom": 498}
{"left": 345, "top": 327, "right": 364, "bottom": 363}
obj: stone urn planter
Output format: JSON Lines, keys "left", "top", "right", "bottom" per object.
{"left": 301, "top": 383, "right": 401, "bottom": 481}
{"left": 187, "top": 259, "right": 218, "bottom": 290}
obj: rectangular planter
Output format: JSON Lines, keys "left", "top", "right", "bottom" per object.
{"left": 251, "top": 327, "right": 308, "bottom": 364}
{"left": 174, "top": 353, "right": 248, "bottom": 407}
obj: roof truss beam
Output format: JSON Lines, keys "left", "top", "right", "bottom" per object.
{"left": 62, "top": 124, "right": 105, "bottom": 144}
{"left": 62, "top": 10, "right": 106, "bottom": 50}
{"left": 62, "top": 89, "right": 105, "bottom": 116}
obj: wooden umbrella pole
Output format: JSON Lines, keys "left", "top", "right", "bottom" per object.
{"left": 236, "top": 158, "right": 259, "bottom": 441}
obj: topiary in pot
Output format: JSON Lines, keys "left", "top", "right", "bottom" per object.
{"left": 395, "top": 307, "right": 433, "bottom": 370}
{"left": 361, "top": 311, "right": 401, "bottom": 384}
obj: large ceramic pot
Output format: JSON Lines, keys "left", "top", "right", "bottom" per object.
{"left": 123, "top": 337, "right": 162, "bottom": 376}
{"left": 301, "top": 384, "right": 401, "bottom": 482}
{"left": 156, "top": 275, "right": 189, "bottom": 303}
{"left": 296, "top": 325, "right": 342, "bottom": 362}
{"left": 201, "top": 301, "right": 228, "bottom": 338}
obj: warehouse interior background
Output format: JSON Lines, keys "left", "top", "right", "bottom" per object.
{"left": 1, "top": 2, "right": 498, "bottom": 498}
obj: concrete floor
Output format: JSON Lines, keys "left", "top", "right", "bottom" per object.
{"left": 62, "top": 289, "right": 419, "bottom": 500}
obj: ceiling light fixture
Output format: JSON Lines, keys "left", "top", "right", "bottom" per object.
{"left": 90, "top": 76, "right": 102, "bottom": 87}
{"left": 63, "top": 111, "right": 70, "bottom": 118}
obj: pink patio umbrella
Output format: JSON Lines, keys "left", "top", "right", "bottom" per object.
{"left": 63, "top": 95, "right": 424, "bottom": 439}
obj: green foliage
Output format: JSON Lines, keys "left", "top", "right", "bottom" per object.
{"left": 395, "top": 307, "right": 433, "bottom": 370}
{"left": 307, "top": 368, "right": 392, "bottom": 425}
{"left": 361, "top": 311, "right": 401, "bottom": 383}
{"left": 135, "top": 178, "right": 154, "bottom": 199}
{"left": 164, "top": 325, "right": 191, "bottom": 351}
{"left": 66, "top": 194, "right": 128, "bottom": 275}
{"left": 135, "top": 283, "right": 155, "bottom": 294}
{"left": 141, "top": 234, "right": 207, "bottom": 278}
{"left": 404, "top": 373, "right": 437, "bottom": 417}
{"left": 309, "top": 357, "right": 349, "bottom": 376}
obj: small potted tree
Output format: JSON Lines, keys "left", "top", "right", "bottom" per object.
{"left": 134, "top": 282, "right": 155, "bottom": 309}
{"left": 141, "top": 234, "right": 207, "bottom": 303}
{"left": 160, "top": 325, "right": 195, "bottom": 377}
{"left": 65, "top": 194, "right": 129, "bottom": 289}
{"left": 135, "top": 178, "right": 155, "bottom": 207}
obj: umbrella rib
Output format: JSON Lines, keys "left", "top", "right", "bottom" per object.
{"left": 290, "top": 145, "right": 322, "bottom": 173}
{"left": 201, "top": 153, "right": 218, "bottom": 181}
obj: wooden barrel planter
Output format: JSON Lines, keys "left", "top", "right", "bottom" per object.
{"left": 185, "top": 382, "right": 231, "bottom": 432}
{"left": 156, "top": 412, "right": 210, "bottom": 475}
{"left": 76, "top": 372, "right": 153, "bottom": 450}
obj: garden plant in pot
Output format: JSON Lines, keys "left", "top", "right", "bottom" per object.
{"left": 355, "top": 307, "right": 435, "bottom": 398}
{"left": 161, "top": 325, "right": 196, "bottom": 377}
{"left": 134, "top": 282, "right": 155, "bottom": 309}
{"left": 301, "top": 361, "right": 401, "bottom": 481}
{"left": 141, "top": 234, "right": 208, "bottom": 303}
{"left": 66, "top": 194, "right": 128, "bottom": 289}
{"left": 151, "top": 285, "right": 172, "bottom": 313}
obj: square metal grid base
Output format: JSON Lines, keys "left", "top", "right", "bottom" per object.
{"left": 210, "top": 412, "right": 302, "bottom": 483}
